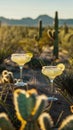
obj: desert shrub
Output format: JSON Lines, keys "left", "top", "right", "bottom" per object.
{"left": 0, "top": 42, "right": 19, "bottom": 63}
{"left": 63, "top": 23, "right": 69, "bottom": 34}
{"left": 54, "top": 70, "right": 73, "bottom": 105}
{"left": 27, "top": 27, "right": 38, "bottom": 38}
{"left": 0, "top": 26, "right": 28, "bottom": 63}
{"left": 19, "top": 38, "right": 38, "bottom": 54}
{"left": 38, "top": 29, "right": 53, "bottom": 52}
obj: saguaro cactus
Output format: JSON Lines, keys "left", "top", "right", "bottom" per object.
{"left": 53, "top": 11, "right": 59, "bottom": 59}
{"left": 38, "top": 19, "right": 42, "bottom": 39}
{"left": 64, "top": 23, "right": 69, "bottom": 35}
{"left": 0, "top": 20, "right": 1, "bottom": 27}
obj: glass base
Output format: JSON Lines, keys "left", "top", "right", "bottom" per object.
{"left": 48, "top": 97, "right": 58, "bottom": 101}
{"left": 14, "top": 81, "right": 27, "bottom": 87}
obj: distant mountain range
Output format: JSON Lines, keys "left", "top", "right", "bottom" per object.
{"left": 0, "top": 14, "right": 73, "bottom": 27}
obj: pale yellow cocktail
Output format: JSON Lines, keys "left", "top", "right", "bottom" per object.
{"left": 11, "top": 53, "right": 33, "bottom": 86}
{"left": 42, "top": 63, "right": 65, "bottom": 93}
{"left": 11, "top": 53, "right": 33, "bottom": 66}
{"left": 42, "top": 66, "right": 63, "bottom": 80}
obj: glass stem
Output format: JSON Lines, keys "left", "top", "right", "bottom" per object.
{"left": 50, "top": 79, "right": 54, "bottom": 93}
{"left": 19, "top": 66, "right": 23, "bottom": 81}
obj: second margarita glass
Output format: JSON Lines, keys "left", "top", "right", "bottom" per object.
{"left": 42, "top": 64, "right": 65, "bottom": 99}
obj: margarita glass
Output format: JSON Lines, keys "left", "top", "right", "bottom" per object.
{"left": 42, "top": 64, "right": 65, "bottom": 98}
{"left": 11, "top": 53, "right": 33, "bottom": 86}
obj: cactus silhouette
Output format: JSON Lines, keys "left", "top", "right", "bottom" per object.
{"left": 38, "top": 19, "right": 42, "bottom": 39}
{"left": 64, "top": 23, "right": 69, "bottom": 34}
{"left": 0, "top": 20, "right": 1, "bottom": 27}
{"left": 47, "top": 11, "right": 59, "bottom": 59}
{"left": 53, "top": 11, "right": 59, "bottom": 59}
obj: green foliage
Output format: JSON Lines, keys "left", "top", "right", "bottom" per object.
{"left": 0, "top": 113, "right": 15, "bottom": 130}
{"left": 0, "top": 26, "right": 30, "bottom": 63}
{"left": 63, "top": 23, "right": 69, "bottom": 35}
{"left": 59, "top": 26, "right": 73, "bottom": 57}
{"left": 37, "top": 28, "right": 53, "bottom": 53}
{"left": 19, "top": 38, "right": 37, "bottom": 53}
{"left": 24, "top": 121, "right": 40, "bottom": 130}
{"left": 0, "top": 87, "right": 73, "bottom": 130}
{"left": 0, "top": 42, "right": 18, "bottom": 63}
{"left": 68, "top": 56, "right": 73, "bottom": 69}
{"left": 54, "top": 71, "right": 73, "bottom": 105}
{"left": 14, "top": 89, "right": 36, "bottom": 121}
{"left": 0, "top": 24, "right": 73, "bottom": 63}
{"left": 59, "top": 115, "right": 73, "bottom": 130}
{"left": 38, "top": 112, "right": 53, "bottom": 130}
{"left": 13, "top": 88, "right": 53, "bottom": 130}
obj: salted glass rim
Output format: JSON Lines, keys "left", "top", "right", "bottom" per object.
{"left": 42, "top": 66, "right": 63, "bottom": 72}
{"left": 11, "top": 53, "right": 33, "bottom": 57}
{"left": 42, "top": 66, "right": 57, "bottom": 69}
{"left": 11, "top": 53, "right": 28, "bottom": 56}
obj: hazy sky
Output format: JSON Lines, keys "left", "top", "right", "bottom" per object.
{"left": 0, "top": 0, "right": 73, "bottom": 19}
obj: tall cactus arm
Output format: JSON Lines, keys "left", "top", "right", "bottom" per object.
{"left": 38, "top": 112, "right": 53, "bottom": 130}
{"left": 31, "top": 95, "right": 48, "bottom": 120}
{"left": 59, "top": 115, "right": 73, "bottom": 130}
{"left": 0, "top": 113, "right": 15, "bottom": 130}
